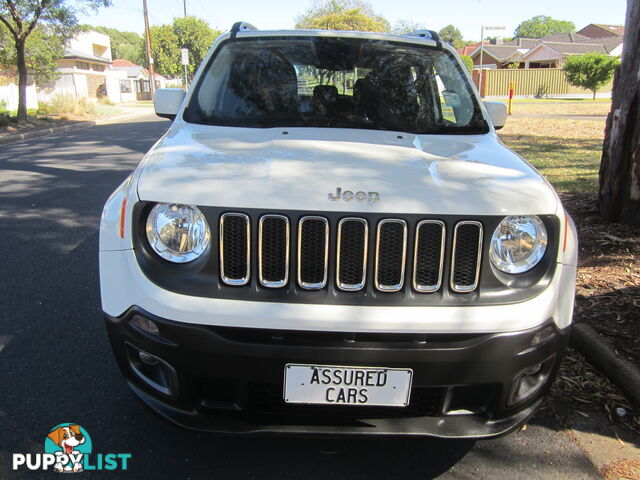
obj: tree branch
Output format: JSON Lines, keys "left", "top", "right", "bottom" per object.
{"left": 0, "top": 13, "right": 18, "bottom": 38}
{"left": 24, "top": 0, "right": 50, "bottom": 39}
{"left": 5, "top": 0, "right": 23, "bottom": 33}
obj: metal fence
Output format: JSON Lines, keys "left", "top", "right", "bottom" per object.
{"left": 472, "top": 68, "right": 614, "bottom": 97}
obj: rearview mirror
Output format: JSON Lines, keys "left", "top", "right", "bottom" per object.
{"left": 483, "top": 101, "right": 507, "bottom": 130}
{"left": 154, "top": 88, "right": 186, "bottom": 120}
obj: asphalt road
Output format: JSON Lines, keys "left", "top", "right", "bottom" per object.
{"left": 0, "top": 115, "right": 601, "bottom": 479}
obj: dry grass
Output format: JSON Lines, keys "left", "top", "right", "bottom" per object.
{"left": 510, "top": 101, "right": 612, "bottom": 116}
{"left": 499, "top": 115, "right": 606, "bottom": 194}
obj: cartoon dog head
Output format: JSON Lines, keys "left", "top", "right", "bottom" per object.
{"left": 47, "top": 425, "right": 85, "bottom": 455}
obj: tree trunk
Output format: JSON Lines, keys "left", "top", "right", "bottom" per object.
{"left": 15, "top": 38, "right": 28, "bottom": 123}
{"left": 599, "top": 0, "right": 640, "bottom": 224}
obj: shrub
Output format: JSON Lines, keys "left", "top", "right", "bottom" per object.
{"left": 563, "top": 53, "right": 619, "bottom": 100}
{"left": 460, "top": 55, "right": 474, "bottom": 73}
{"left": 42, "top": 94, "right": 96, "bottom": 116}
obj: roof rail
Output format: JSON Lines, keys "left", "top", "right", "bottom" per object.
{"left": 230, "top": 22, "right": 258, "bottom": 38}
{"left": 407, "top": 30, "right": 440, "bottom": 42}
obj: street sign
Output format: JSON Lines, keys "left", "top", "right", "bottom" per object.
{"left": 181, "top": 48, "right": 189, "bottom": 66}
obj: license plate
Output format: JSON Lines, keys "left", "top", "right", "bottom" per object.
{"left": 284, "top": 364, "right": 413, "bottom": 407}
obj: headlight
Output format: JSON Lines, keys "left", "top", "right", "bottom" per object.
{"left": 146, "top": 203, "right": 210, "bottom": 263}
{"left": 489, "top": 216, "right": 547, "bottom": 274}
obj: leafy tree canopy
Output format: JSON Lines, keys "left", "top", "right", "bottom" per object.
{"left": 296, "top": 0, "right": 390, "bottom": 32}
{"left": 0, "top": 22, "right": 65, "bottom": 86}
{"left": 148, "top": 24, "right": 179, "bottom": 77}
{"left": 460, "top": 55, "right": 473, "bottom": 73}
{"left": 514, "top": 15, "right": 575, "bottom": 38}
{"left": 148, "top": 16, "right": 220, "bottom": 78}
{"left": 89, "top": 25, "right": 143, "bottom": 64}
{"left": 438, "top": 24, "right": 463, "bottom": 47}
{"left": 173, "top": 16, "right": 220, "bottom": 76}
{"left": 562, "top": 53, "right": 619, "bottom": 99}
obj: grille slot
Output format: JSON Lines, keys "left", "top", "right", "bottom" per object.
{"left": 375, "top": 219, "right": 407, "bottom": 292}
{"left": 220, "top": 213, "right": 250, "bottom": 285}
{"left": 336, "top": 218, "right": 368, "bottom": 291}
{"left": 451, "top": 221, "right": 483, "bottom": 292}
{"left": 297, "top": 216, "right": 329, "bottom": 290}
{"left": 413, "top": 220, "right": 445, "bottom": 292}
{"left": 259, "top": 215, "right": 289, "bottom": 288}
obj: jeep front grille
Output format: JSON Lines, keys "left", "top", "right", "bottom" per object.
{"left": 297, "top": 216, "right": 329, "bottom": 289}
{"left": 375, "top": 219, "right": 407, "bottom": 292}
{"left": 451, "top": 221, "right": 483, "bottom": 292}
{"left": 217, "top": 213, "right": 484, "bottom": 294}
{"left": 220, "top": 213, "right": 250, "bottom": 285}
{"left": 336, "top": 218, "right": 368, "bottom": 291}
{"left": 258, "top": 214, "right": 289, "bottom": 288}
{"left": 412, "top": 220, "right": 446, "bottom": 292}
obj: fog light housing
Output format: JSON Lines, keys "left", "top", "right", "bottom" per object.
{"left": 139, "top": 351, "right": 159, "bottom": 366}
{"left": 125, "top": 342, "right": 178, "bottom": 397}
{"left": 531, "top": 326, "right": 555, "bottom": 347}
{"left": 508, "top": 356, "right": 555, "bottom": 405}
{"left": 130, "top": 315, "right": 160, "bottom": 335}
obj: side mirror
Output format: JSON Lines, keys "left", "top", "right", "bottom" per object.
{"left": 483, "top": 100, "right": 507, "bottom": 130}
{"left": 154, "top": 88, "right": 186, "bottom": 120}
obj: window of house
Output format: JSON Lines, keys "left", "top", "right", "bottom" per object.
{"left": 92, "top": 64, "right": 105, "bottom": 72}
{"left": 120, "top": 80, "right": 132, "bottom": 93}
{"left": 76, "top": 61, "right": 89, "bottom": 70}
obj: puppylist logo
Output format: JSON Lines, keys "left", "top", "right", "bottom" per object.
{"left": 12, "top": 423, "right": 131, "bottom": 472}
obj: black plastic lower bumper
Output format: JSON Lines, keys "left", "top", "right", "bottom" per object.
{"left": 105, "top": 307, "right": 570, "bottom": 438}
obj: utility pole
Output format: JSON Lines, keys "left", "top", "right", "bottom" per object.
{"left": 143, "top": 0, "right": 156, "bottom": 99}
{"left": 183, "top": 0, "right": 187, "bottom": 17}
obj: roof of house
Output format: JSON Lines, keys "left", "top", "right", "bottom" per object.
{"left": 578, "top": 24, "right": 625, "bottom": 37}
{"left": 470, "top": 44, "right": 523, "bottom": 63}
{"left": 539, "top": 33, "right": 591, "bottom": 43}
{"left": 456, "top": 42, "right": 484, "bottom": 56}
{"left": 63, "top": 50, "right": 112, "bottom": 64}
{"left": 542, "top": 41, "right": 609, "bottom": 55}
{"left": 112, "top": 58, "right": 138, "bottom": 68}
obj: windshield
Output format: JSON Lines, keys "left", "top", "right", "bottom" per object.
{"left": 184, "top": 36, "right": 489, "bottom": 134}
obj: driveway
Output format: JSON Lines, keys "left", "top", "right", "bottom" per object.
{"left": 0, "top": 115, "right": 606, "bottom": 479}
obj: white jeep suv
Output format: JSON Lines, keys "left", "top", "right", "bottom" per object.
{"left": 99, "top": 23, "right": 578, "bottom": 437}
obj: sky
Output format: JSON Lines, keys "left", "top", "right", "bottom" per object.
{"left": 78, "top": 0, "right": 628, "bottom": 41}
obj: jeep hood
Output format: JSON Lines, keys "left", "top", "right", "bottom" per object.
{"left": 136, "top": 124, "right": 558, "bottom": 216}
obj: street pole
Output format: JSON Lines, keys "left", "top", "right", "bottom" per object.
{"left": 478, "top": 26, "right": 484, "bottom": 97}
{"left": 182, "top": 0, "right": 188, "bottom": 89}
{"left": 477, "top": 25, "right": 505, "bottom": 98}
{"left": 142, "top": 0, "right": 155, "bottom": 99}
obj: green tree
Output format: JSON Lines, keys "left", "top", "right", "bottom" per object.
{"left": 148, "top": 24, "right": 180, "bottom": 77}
{"left": 296, "top": 0, "right": 390, "bottom": 32}
{"left": 90, "top": 25, "right": 143, "bottom": 64}
{"left": 460, "top": 55, "right": 473, "bottom": 73}
{"left": 148, "top": 17, "right": 220, "bottom": 79}
{"left": 0, "top": 0, "right": 109, "bottom": 122}
{"left": 0, "top": 22, "right": 65, "bottom": 86}
{"left": 173, "top": 16, "right": 220, "bottom": 77}
{"left": 438, "top": 24, "right": 462, "bottom": 46}
{"left": 562, "top": 53, "right": 619, "bottom": 99}
{"left": 514, "top": 15, "right": 575, "bottom": 38}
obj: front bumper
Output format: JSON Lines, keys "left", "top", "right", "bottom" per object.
{"left": 105, "top": 307, "right": 570, "bottom": 437}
